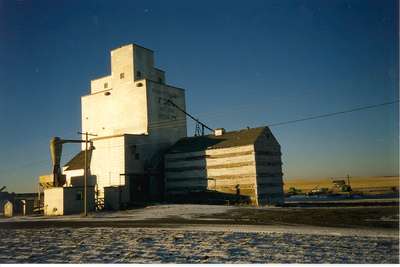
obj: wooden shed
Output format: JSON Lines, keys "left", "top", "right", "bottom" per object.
{"left": 164, "top": 127, "right": 284, "bottom": 206}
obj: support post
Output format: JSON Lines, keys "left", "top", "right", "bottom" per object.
{"left": 37, "top": 183, "right": 41, "bottom": 212}
{"left": 347, "top": 174, "right": 352, "bottom": 197}
{"left": 78, "top": 131, "right": 97, "bottom": 216}
{"left": 84, "top": 132, "right": 88, "bottom": 216}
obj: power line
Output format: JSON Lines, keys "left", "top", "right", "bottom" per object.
{"left": 165, "top": 99, "right": 213, "bottom": 134}
{"left": 266, "top": 99, "right": 399, "bottom": 127}
{"left": 1, "top": 99, "right": 398, "bottom": 175}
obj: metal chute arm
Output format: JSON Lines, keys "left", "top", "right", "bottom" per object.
{"left": 49, "top": 137, "right": 86, "bottom": 187}
{"left": 59, "top": 139, "right": 85, "bottom": 144}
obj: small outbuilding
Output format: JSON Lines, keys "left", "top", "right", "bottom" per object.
{"left": 44, "top": 186, "right": 95, "bottom": 216}
{"left": 3, "top": 201, "right": 13, "bottom": 217}
{"left": 164, "top": 126, "right": 284, "bottom": 206}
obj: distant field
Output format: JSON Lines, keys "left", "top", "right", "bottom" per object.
{"left": 283, "top": 176, "right": 399, "bottom": 193}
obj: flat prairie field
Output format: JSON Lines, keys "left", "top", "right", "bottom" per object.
{"left": 284, "top": 176, "right": 399, "bottom": 193}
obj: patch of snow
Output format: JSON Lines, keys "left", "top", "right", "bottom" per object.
{"left": 0, "top": 227, "right": 398, "bottom": 263}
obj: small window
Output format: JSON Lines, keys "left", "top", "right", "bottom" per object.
{"left": 135, "top": 153, "right": 140, "bottom": 160}
{"left": 120, "top": 73, "right": 125, "bottom": 79}
{"left": 104, "top": 91, "right": 111, "bottom": 96}
{"left": 104, "top": 82, "right": 108, "bottom": 89}
{"left": 137, "top": 82, "right": 143, "bottom": 87}
{"left": 136, "top": 71, "right": 141, "bottom": 79}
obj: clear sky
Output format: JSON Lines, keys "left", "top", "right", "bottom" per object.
{"left": 0, "top": 0, "right": 398, "bottom": 192}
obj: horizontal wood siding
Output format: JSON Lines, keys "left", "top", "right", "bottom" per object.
{"left": 164, "top": 127, "right": 284, "bottom": 206}
{"left": 254, "top": 142, "right": 284, "bottom": 205}
{"left": 165, "top": 145, "right": 257, "bottom": 203}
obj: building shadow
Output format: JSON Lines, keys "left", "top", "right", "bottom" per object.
{"left": 165, "top": 190, "right": 251, "bottom": 205}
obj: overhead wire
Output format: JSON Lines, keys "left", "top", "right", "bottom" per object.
{"left": 266, "top": 99, "right": 399, "bottom": 127}
{"left": 1, "top": 99, "right": 398, "bottom": 176}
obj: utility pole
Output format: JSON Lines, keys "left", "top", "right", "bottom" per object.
{"left": 78, "top": 131, "right": 97, "bottom": 216}
{"left": 347, "top": 174, "right": 352, "bottom": 197}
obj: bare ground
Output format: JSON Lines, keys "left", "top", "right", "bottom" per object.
{"left": 0, "top": 204, "right": 398, "bottom": 232}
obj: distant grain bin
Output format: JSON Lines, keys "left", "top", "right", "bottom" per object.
{"left": 3, "top": 201, "right": 13, "bottom": 217}
{"left": 164, "top": 127, "right": 284, "bottom": 206}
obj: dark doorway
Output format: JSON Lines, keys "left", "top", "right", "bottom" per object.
{"left": 128, "top": 174, "right": 149, "bottom": 202}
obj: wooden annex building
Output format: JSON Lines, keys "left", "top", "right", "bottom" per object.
{"left": 164, "top": 127, "right": 284, "bottom": 206}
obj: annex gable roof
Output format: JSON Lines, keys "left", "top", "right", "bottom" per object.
{"left": 167, "top": 127, "right": 270, "bottom": 154}
{"left": 64, "top": 150, "right": 92, "bottom": 171}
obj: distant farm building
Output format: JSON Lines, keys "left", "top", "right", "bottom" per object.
{"left": 0, "top": 190, "right": 38, "bottom": 217}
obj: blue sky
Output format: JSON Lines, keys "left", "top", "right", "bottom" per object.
{"left": 0, "top": 0, "right": 398, "bottom": 192}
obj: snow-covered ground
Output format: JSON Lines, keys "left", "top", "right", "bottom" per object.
{"left": 0, "top": 227, "right": 398, "bottom": 263}
{"left": 93, "top": 204, "right": 238, "bottom": 220}
{"left": 1, "top": 204, "right": 398, "bottom": 238}
{"left": 1, "top": 204, "right": 398, "bottom": 263}
{"left": 3, "top": 204, "right": 237, "bottom": 222}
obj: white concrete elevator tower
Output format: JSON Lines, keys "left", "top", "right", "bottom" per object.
{"left": 64, "top": 44, "right": 187, "bottom": 206}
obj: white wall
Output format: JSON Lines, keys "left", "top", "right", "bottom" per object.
{"left": 89, "top": 136, "right": 126, "bottom": 198}
{"left": 80, "top": 43, "right": 188, "bottom": 202}
{"left": 132, "top": 45, "right": 154, "bottom": 81}
{"left": 44, "top": 187, "right": 95, "bottom": 215}
{"left": 62, "top": 169, "right": 83, "bottom": 186}
{"left": 44, "top": 187, "right": 64, "bottom": 216}
{"left": 147, "top": 81, "right": 187, "bottom": 141}
{"left": 82, "top": 45, "right": 187, "bottom": 140}
{"left": 91, "top": 75, "right": 112, "bottom": 94}
{"left": 82, "top": 81, "right": 149, "bottom": 137}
